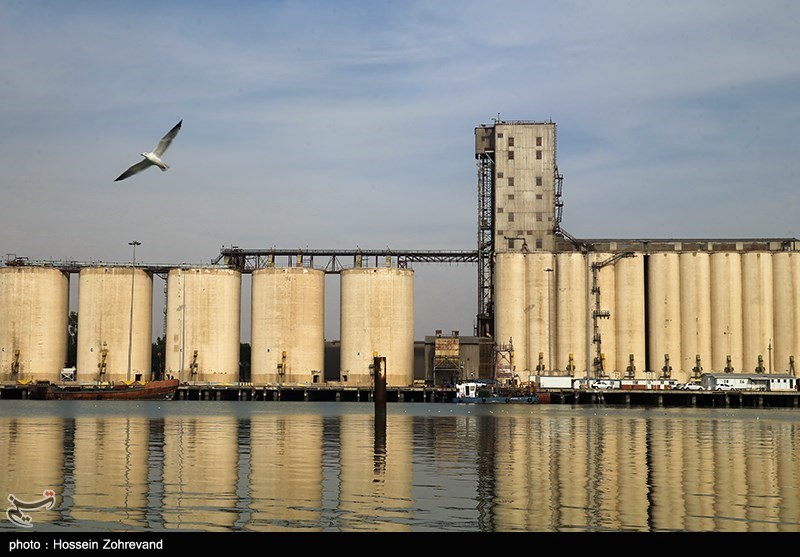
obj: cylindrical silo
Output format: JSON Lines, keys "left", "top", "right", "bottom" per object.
{"left": 647, "top": 253, "right": 681, "bottom": 377}
{"left": 525, "top": 253, "right": 555, "bottom": 375}
{"left": 251, "top": 267, "right": 325, "bottom": 385}
{"left": 77, "top": 267, "right": 153, "bottom": 383}
{"left": 710, "top": 252, "right": 743, "bottom": 372}
{"left": 773, "top": 252, "right": 800, "bottom": 373}
{"left": 679, "top": 252, "right": 711, "bottom": 381}
{"left": 340, "top": 267, "right": 414, "bottom": 387}
{"left": 554, "top": 253, "right": 586, "bottom": 375}
{"left": 589, "top": 252, "right": 616, "bottom": 377}
{"left": 495, "top": 253, "right": 528, "bottom": 373}
{"left": 0, "top": 267, "right": 69, "bottom": 382}
{"left": 165, "top": 267, "right": 241, "bottom": 383}
{"left": 614, "top": 254, "right": 645, "bottom": 378}
{"left": 742, "top": 252, "right": 774, "bottom": 373}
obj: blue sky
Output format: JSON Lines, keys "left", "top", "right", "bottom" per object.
{"left": 2, "top": 1, "right": 799, "bottom": 341}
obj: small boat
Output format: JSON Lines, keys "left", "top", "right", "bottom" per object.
{"left": 454, "top": 379, "right": 548, "bottom": 404}
{"left": 28, "top": 379, "right": 179, "bottom": 401}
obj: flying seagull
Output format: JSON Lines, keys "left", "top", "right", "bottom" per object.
{"left": 114, "top": 120, "right": 182, "bottom": 181}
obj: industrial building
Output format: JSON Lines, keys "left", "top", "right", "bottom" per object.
{"left": 1, "top": 118, "right": 798, "bottom": 388}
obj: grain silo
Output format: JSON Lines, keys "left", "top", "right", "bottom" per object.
{"left": 0, "top": 266, "right": 69, "bottom": 382}
{"left": 554, "top": 253, "right": 586, "bottom": 374}
{"left": 614, "top": 254, "right": 645, "bottom": 377}
{"left": 77, "top": 267, "right": 153, "bottom": 383}
{"left": 741, "top": 252, "right": 774, "bottom": 373}
{"left": 165, "top": 267, "right": 241, "bottom": 383}
{"left": 772, "top": 252, "right": 800, "bottom": 373}
{"left": 647, "top": 253, "right": 681, "bottom": 377}
{"left": 250, "top": 267, "right": 325, "bottom": 385}
{"left": 590, "top": 252, "right": 616, "bottom": 377}
{"left": 339, "top": 267, "right": 414, "bottom": 387}
{"left": 494, "top": 253, "right": 528, "bottom": 372}
{"left": 525, "top": 252, "right": 555, "bottom": 375}
{"left": 710, "top": 252, "right": 743, "bottom": 372}
{"left": 679, "top": 252, "right": 712, "bottom": 380}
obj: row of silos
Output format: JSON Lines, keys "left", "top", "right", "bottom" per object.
{"left": 0, "top": 265, "right": 415, "bottom": 386}
{"left": 494, "top": 251, "right": 800, "bottom": 382}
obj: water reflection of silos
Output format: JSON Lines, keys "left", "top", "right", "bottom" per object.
{"left": 679, "top": 252, "right": 711, "bottom": 381}
{"left": 77, "top": 267, "right": 153, "bottom": 382}
{"left": 251, "top": 267, "right": 324, "bottom": 385}
{"left": 742, "top": 252, "right": 773, "bottom": 373}
{"left": 340, "top": 268, "right": 414, "bottom": 387}
{"left": 614, "top": 255, "right": 645, "bottom": 377}
{"left": 494, "top": 253, "right": 528, "bottom": 371}
{"left": 165, "top": 268, "right": 241, "bottom": 383}
{"left": 710, "top": 252, "right": 743, "bottom": 372}
{"left": 248, "top": 415, "right": 323, "bottom": 531}
{"left": 0, "top": 267, "right": 68, "bottom": 382}
{"left": 339, "top": 414, "right": 412, "bottom": 531}
{"left": 72, "top": 417, "right": 149, "bottom": 528}
{"left": 0, "top": 417, "right": 64, "bottom": 527}
{"left": 647, "top": 253, "right": 681, "bottom": 376}
{"left": 163, "top": 416, "right": 238, "bottom": 531}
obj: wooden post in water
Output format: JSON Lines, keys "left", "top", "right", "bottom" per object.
{"left": 373, "top": 352, "right": 387, "bottom": 415}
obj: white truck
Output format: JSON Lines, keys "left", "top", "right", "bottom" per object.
{"left": 536, "top": 375, "right": 575, "bottom": 390}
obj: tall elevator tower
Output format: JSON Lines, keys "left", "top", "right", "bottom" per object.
{"left": 474, "top": 119, "right": 563, "bottom": 338}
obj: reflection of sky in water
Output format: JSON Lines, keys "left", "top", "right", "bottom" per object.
{"left": 1, "top": 402, "right": 799, "bottom": 532}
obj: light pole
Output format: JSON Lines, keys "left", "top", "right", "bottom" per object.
{"left": 127, "top": 241, "right": 141, "bottom": 382}
{"left": 545, "top": 268, "right": 553, "bottom": 374}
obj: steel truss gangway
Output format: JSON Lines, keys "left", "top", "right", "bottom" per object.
{"left": 213, "top": 247, "right": 479, "bottom": 274}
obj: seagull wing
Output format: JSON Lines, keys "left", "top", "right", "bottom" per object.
{"left": 115, "top": 158, "right": 154, "bottom": 182}
{"left": 153, "top": 119, "right": 182, "bottom": 157}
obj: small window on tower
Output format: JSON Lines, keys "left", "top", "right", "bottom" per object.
{"left": 497, "top": 133, "right": 504, "bottom": 138}
{"left": 536, "top": 194, "right": 543, "bottom": 200}
{"left": 536, "top": 136, "right": 542, "bottom": 146}
{"left": 508, "top": 194, "right": 515, "bottom": 201}
{"left": 535, "top": 239, "right": 543, "bottom": 249}
{"left": 508, "top": 177, "right": 514, "bottom": 187}
{"left": 536, "top": 176, "right": 543, "bottom": 186}
{"left": 498, "top": 172, "right": 504, "bottom": 178}
{"left": 536, "top": 213, "right": 543, "bottom": 222}
{"left": 508, "top": 137, "right": 515, "bottom": 147}
{"left": 536, "top": 150, "right": 542, "bottom": 160}
{"left": 508, "top": 213, "right": 515, "bottom": 223}
{"left": 508, "top": 151, "right": 515, "bottom": 160}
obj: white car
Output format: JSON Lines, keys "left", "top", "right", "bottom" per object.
{"left": 590, "top": 380, "right": 616, "bottom": 390}
{"left": 715, "top": 384, "right": 735, "bottom": 391}
{"left": 681, "top": 383, "right": 704, "bottom": 391}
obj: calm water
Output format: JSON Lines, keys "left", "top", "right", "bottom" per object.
{"left": 1, "top": 400, "right": 799, "bottom": 533}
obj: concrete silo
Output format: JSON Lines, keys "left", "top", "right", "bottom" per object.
{"left": 741, "top": 252, "right": 774, "bottom": 373}
{"left": 0, "top": 266, "right": 69, "bottom": 382}
{"left": 710, "top": 252, "right": 743, "bottom": 372}
{"left": 647, "top": 253, "right": 681, "bottom": 377}
{"left": 614, "top": 254, "right": 645, "bottom": 378}
{"left": 554, "top": 253, "right": 586, "bottom": 374}
{"left": 590, "top": 252, "right": 616, "bottom": 377}
{"left": 340, "top": 267, "right": 414, "bottom": 387}
{"left": 165, "top": 267, "right": 241, "bottom": 383}
{"left": 525, "top": 252, "right": 555, "bottom": 375}
{"left": 77, "top": 267, "right": 153, "bottom": 383}
{"left": 494, "top": 253, "right": 528, "bottom": 373}
{"left": 251, "top": 267, "right": 325, "bottom": 385}
{"left": 679, "top": 252, "right": 712, "bottom": 381}
{"left": 772, "top": 252, "right": 800, "bottom": 373}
